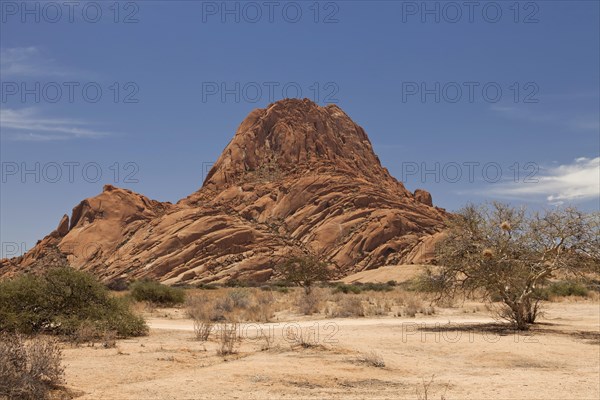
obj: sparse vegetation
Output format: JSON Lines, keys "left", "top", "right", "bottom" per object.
{"left": 217, "top": 322, "right": 240, "bottom": 355}
{"left": 186, "top": 295, "right": 214, "bottom": 341}
{"left": 248, "top": 291, "right": 276, "bottom": 322}
{"left": 432, "top": 203, "right": 600, "bottom": 330}
{"left": 228, "top": 288, "right": 251, "bottom": 309}
{"left": 333, "top": 283, "right": 363, "bottom": 294}
{"left": 416, "top": 375, "right": 449, "bottom": 400}
{"left": 0, "top": 268, "right": 147, "bottom": 338}
{"left": 277, "top": 253, "right": 332, "bottom": 294}
{"left": 355, "top": 350, "right": 385, "bottom": 368}
{"left": 260, "top": 281, "right": 291, "bottom": 293}
{"left": 193, "top": 319, "right": 213, "bottom": 342}
{"left": 130, "top": 279, "right": 186, "bottom": 305}
{"left": 196, "top": 283, "right": 219, "bottom": 290}
{"left": 0, "top": 333, "right": 64, "bottom": 400}
{"left": 0, "top": 272, "right": 595, "bottom": 398}
{"left": 538, "top": 280, "right": 590, "bottom": 299}
{"left": 258, "top": 327, "right": 274, "bottom": 351}
{"left": 328, "top": 296, "right": 365, "bottom": 317}
{"left": 186, "top": 289, "right": 277, "bottom": 328}
{"left": 297, "top": 288, "right": 324, "bottom": 315}
{"left": 402, "top": 296, "right": 421, "bottom": 318}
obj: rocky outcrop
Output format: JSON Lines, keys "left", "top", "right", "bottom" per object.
{"left": 1, "top": 99, "right": 447, "bottom": 284}
{"left": 50, "top": 214, "right": 70, "bottom": 238}
{"left": 414, "top": 189, "right": 433, "bottom": 207}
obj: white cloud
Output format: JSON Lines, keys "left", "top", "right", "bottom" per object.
{"left": 0, "top": 108, "right": 110, "bottom": 141}
{"left": 484, "top": 157, "right": 600, "bottom": 204}
{"left": 0, "top": 46, "right": 84, "bottom": 78}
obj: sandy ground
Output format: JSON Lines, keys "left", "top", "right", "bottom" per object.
{"left": 61, "top": 301, "right": 600, "bottom": 400}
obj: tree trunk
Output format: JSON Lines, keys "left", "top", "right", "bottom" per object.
{"left": 513, "top": 303, "right": 530, "bottom": 330}
{"left": 510, "top": 297, "right": 539, "bottom": 330}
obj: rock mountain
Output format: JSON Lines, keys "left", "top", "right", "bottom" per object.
{"left": 1, "top": 99, "right": 446, "bottom": 284}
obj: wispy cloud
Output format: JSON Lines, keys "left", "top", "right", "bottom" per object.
{"left": 482, "top": 157, "right": 600, "bottom": 204}
{"left": 490, "top": 105, "right": 554, "bottom": 124}
{"left": 490, "top": 105, "right": 599, "bottom": 133}
{"left": 0, "top": 108, "right": 110, "bottom": 141}
{"left": 0, "top": 46, "right": 86, "bottom": 78}
{"left": 568, "top": 116, "right": 600, "bottom": 132}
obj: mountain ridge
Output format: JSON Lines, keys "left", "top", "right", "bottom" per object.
{"left": 1, "top": 99, "right": 447, "bottom": 284}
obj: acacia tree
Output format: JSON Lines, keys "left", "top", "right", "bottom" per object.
{"left": 429, "top": 202, "right": 599, "bottom": 330}
{"left": 277, "top": 253, "right": 332, "bottom": 294}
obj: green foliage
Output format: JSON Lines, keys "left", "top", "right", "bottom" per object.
{"left": 0, "top": 268, "right": 147, "bottom": 338}
{"left": 105, "top": 277, "right": 129, "bottom": 291}
{"left": 259, "top": 281, "right": 291, "bottom": 293}
{"left": 536, "top": 281, "right": 589, "bottom": 300}
{"left": 361, "top": 282, "right": 395, "bottom": 292}
{"left": 225, "top": 279, "right": 246, "bottom": 288}
{"left": 333, "top": 283, "right": 363, "bottom": 294}
{"left": 196, "top": 283, "right": 219, "bottom": 290}
{"left": 277, "top": 254, "right": 332, "bottom": 294}
{"left": 332, "top": 282, "right": 395, "bottom": 294}
{"left": 130, "top": 279, "right": 186, "bottom": 305}
{"left": 408, "top": 274, "right": 444, "bottom": 293}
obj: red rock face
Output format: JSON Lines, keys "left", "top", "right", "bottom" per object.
{"left": 414, "top": 189, "right": 433, "bottom": 207}
{"left": 0, "top": 99, "right": 447, "bottom": 284}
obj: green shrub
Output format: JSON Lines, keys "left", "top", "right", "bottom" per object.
{"left": 333, "top": 283, "right": 362, "bottom": 294}
{"left": 225, "top": 279, "right": 246, "bottom": 288}
{"left": 537, "top": 281, "right": 589, "bottom": 299}
{"left": 105, "top": 278, "right": 129, "bottom": 291}
{"left": 361, "top": 282, "right": 394, "bottom": 292}
{"left": 196, "top": 283, "right": 218, "bottom": 290}
{"left": 259, "top": 282, "right": 290, "bottom": 293}
{"left": 588, "top": 279, "right": 600, "bottom": 293}
{"left": 0, "top": 268, "right": 147, "bottom": 338}
{"left": 407, "top": 274, "right": 443, "bottom": 293}
{"left": 130, "top": 280, "right": 186, "bottom": 305}
{"left": 333, "top": 282, "right": 394, "bottom": 294}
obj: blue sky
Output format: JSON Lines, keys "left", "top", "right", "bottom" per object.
{"left": 1, "top": 0, "right": 599, "bottom": 256}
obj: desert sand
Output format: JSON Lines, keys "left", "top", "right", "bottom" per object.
{"left": 60, "top": 300, "right": 600, "bottom": 400}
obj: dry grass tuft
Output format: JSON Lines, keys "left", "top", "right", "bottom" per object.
{"left": 327, "top": 296, "right": 365, "bottom": 318}
{"left": 217, "top": 322, "right": 240, "bottom": 356}
{"left": 296, "top": 288, "right": 324, "bottom": 315}
{"left": 0, "top": 333, "right": 64, "bottom": 400}
{"left": 355, "top": 350, "right": 386, "bottom": 368}
{"left": 416, "top": 375, "right": 449, "bottom": 400}
{"left": 186, "top": 288, "right": 279, "bottom": 325}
